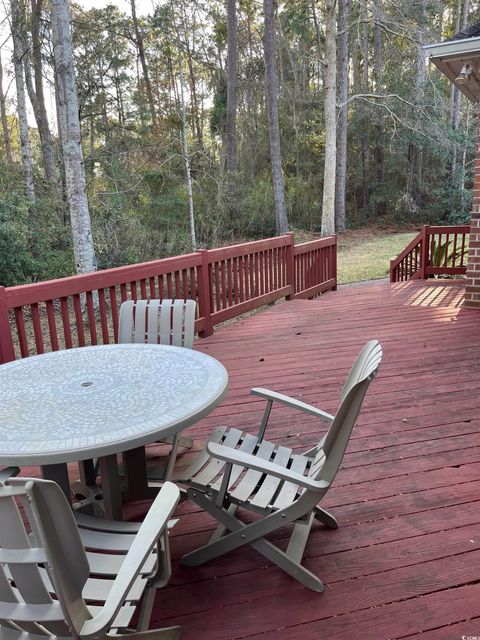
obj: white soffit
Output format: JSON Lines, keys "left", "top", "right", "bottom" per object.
{"left": 424, "top": 37, "right": 480, "bottom": 103}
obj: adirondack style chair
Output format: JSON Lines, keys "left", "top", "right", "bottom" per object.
{"left": 0, "top": 468, "right": 181, "bottom": 639}
{"left": 176, "top": 340, "right": 382, "bottom": 592}
{"left": 118, "top": 298, "right": 197, "bottom": 479}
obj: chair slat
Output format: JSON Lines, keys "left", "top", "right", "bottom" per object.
{"left": 249, "top": 445, "right": 293, "bottom": 509}
{"left": 192, "top": 428, "right": 244, "bottom": 486}
{"left": 272, "top": 454, "right": 309, "bottom": 510}
{"left": 178, "top": 427, "right": 227, "bottom": 480}
{"left": 229, "top": 440, "right": 276, "bottom": 502}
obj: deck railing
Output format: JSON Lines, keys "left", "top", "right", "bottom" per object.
{"left": 390, "top": 225, "right": 470, "bottom": 282}
{"left": 0, "top": 233, "right": 336, "bottom": 364}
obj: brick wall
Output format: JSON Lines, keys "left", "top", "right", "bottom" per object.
{"left": 465, "top": 111, "right": 480, "bottom": 308}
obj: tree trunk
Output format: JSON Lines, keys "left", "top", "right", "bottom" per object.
{"left": 0, "top": 49, "right": 12, "bottom": 163}
{"left": 335, "top": 0, "right": 349, "bottom": 232}
{"left": 452, "top": 0, "right": 469, "bottom": 131}
{"left": 373, "top": 0, "right": 385, "bottom": 217}
{"left": 178, "top": 74, "right": 196, "bottom": 252}
{"left": 321, "top": 0, "right": 336, "bottom": 237}
{"left": 311, "top": 0, "right": 323, "bottom": 91}
{"left": 11, "top": 0, "right": 36, "bottom": 203}
{"left": 27, "top": 0, "right": 57, "bottom": 185}
{"left": 131, "top": 0, "right": 156, "bottom": 125}
{"left": 410, "top": 0, "right": 427, "bottom": 206}
{"left": 359, "top": 0, "right": 369, "bottom": 214}
{"left": 263, "top": 0, "right": 288, "bottom": 235}
{"left": 51, "top": 0, "right": 97, "bottom": 275}
{"left": 226, "top": 0, "right": 238, "bottom": 174}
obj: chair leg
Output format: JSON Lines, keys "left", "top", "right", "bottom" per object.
{"left": 314, "top": 506, "right": 338, "bottom": 529}
{"left": 162, "top": 434, "right": 193, "bottom": 450}
{"left": 209, "top": 503, "right": 238, "bottom": 544}
{"left": 286, "top": 513, "right": 315, "bottom": 563}
{"left": 182, "top": 490, "right": 324, "bottom": 592}
{"left": 136, "top": 585, "right": 156, "bottom": 631}
{"left": 128, "top": 626, "right": 182, "bottom": 639}
{"left": 164, "top": 433, "right": 181, "bottom": 481}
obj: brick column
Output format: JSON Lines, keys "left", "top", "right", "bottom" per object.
{"left": 465, "top": 109, "right": 480, "bottom": 308}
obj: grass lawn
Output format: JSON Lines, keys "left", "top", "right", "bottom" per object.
{"left": 336, "top": 228, "right": 418, "bottom": 284}
{"left": 295, "top": 226, "right": 419, "bottom": 285}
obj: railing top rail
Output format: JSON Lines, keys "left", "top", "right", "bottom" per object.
{"left": 426, "top": 225, "right": 471, "bottom": 234}
{"left": 389, "top": 230, "right": 423, "bottom": 270}
{"left": 293, "top": 235, "right": 336, "bottom": 255}
{"left": 4, "top": 252, "right": 202, "bottom": 308}
{"left": 206, "top": 235, "right": 291, "bottom": 261}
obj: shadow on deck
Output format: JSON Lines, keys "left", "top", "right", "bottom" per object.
{"left": 151, "top": 279, "right": 480, "bottom": 640}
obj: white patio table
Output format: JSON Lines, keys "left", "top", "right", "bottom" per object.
{"left": 0, "top": 343, "right": 228, "bottom": 519}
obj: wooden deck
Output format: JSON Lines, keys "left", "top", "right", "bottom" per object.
{"left": 148, "top": 279, "right": 480, "bottom": 640}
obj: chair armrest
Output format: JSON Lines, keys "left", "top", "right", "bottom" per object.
{"left": 251, "top": 388, "right": 334, "bottom": 422}
{"left": 207, "top": 442, "right": 329, "bottom": 493}
{"left": 80, "top": 482, "right": 180, "bottom": 640}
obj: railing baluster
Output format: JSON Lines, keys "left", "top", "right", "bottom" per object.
{"left": 72, "top": 295, "right": 85, "bottom": 347}
{"left": 15, "top": 307, "right": 29, "bottom": 357}
{"left": 45, "top": 300, "right": 59, "bottom": 352}
{"left": 60, "top": 297, "right": 73, "bottom": 349}
{"left": 85, "top": 291, "right": 97, "bottom": 345}
{"left": 227, "top": 258, "right": 233, "bottom": 306}
{"left": 149, "top": 276, "right": 156, "bottom": 298}
{"left": 166, "top": 272, "right": 173, "bottom": 298}
{"left": 98, "top": 289, "right": 110, "bottom": 344}
{"left": 109, "top": 287, "right": 119, "bottom": 343}
{"left": 30, "top": 303, "right": 44, "bottom": 354}
{"left": 220, "top": 260, "right": 227, "bottom": 309}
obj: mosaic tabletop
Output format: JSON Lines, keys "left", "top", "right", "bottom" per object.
{"left": 0, "top": 344, "right": 228, "bottom": 466}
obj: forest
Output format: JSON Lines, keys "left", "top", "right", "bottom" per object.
{"left": 0, "top": 0, "right": 478, "bottom": 286}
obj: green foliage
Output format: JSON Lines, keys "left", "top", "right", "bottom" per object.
{"left": 2, "top": 0, "right": 478, "bottom": 288}
{"left": 0, "top": 191, "right": 33, "bottom": 286}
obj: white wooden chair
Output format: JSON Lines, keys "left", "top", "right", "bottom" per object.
{"left": 0, "top": 467, "right": 181, "bottom": 639}
{"left": 118, "top": 299, "right": 196, "bottom": 349}
{"left": 118, "top": 298, "right": 197, "bottom": 480}
{"left": 176, "top": 340, "right": 382, "bottom": 592}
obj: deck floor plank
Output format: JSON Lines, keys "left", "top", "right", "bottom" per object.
{"left": 156, "top": 280, "right": 480, "bottom": 639}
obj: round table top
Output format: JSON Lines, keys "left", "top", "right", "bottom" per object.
{"left": 0, "top": 344, "right": 228, "bottom": 466}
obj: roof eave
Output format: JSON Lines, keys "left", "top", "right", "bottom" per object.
{"left": 424, "top": 37, "right": 480, "bottom": 103}
{"left": 423, "top": 36, "right": 480, "bottom": 59}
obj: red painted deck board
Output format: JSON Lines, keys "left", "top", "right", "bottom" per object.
{"left": 12, "top": 279, "right": 480, "bottom": 639}
{"left": 158, "top": 279, "right": 480, "bottom": 640}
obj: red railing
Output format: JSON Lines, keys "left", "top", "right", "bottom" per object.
{"left": 0, "top": 233, "right": 337, "bottom": 364}
{"left": 390, "top": 225, "right": 470, "bottom": 282}
{"left": 292, "top": 237, "right": 337, "bottom": 298}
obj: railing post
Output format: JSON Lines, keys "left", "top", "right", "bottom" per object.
{"left": 197, "top": 250, "right": 214, "bottom": 337}
{"left": 0, "top": 286, "right": 15, "bottom": 364}
{"left": 390, "top": 258, "right": 397, "bottom": 282}
{"left": 285, "top": 232, "right": 295, "bottom": 300}
{"left": 420, "top": 225, "right": 429, "bottom": 279}
{"left": 332, "top": 236, "right": 337, "bottom": 290}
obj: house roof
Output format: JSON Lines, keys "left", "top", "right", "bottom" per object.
{"left": 424, "top": 23, "right": 480, "bottom": 103}
{"left": 446, "top": 22, "right": 480, "bottom": 42}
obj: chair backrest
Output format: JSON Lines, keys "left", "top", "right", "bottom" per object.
{"left": 309, "top": 340, "right": 382, "bottom": 485}
{"left": 0, "top": 475, "right": 92, "bottom": 638}
{"left": 118, "top": 299, "right": 196, "bottom": 349}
